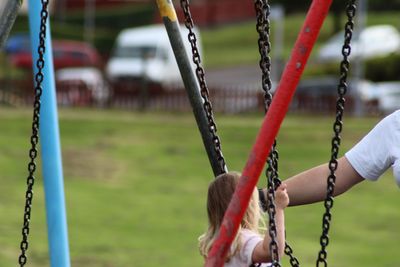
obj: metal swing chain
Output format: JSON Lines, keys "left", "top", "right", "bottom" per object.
{"left": 254, "top": 1, "right": 279, "bottom": 266}
{"left": 255, "top": 0, "right": 273, "bottom": 111}
{"left": 254, "top": 1, "right": 299, "bottom": 266}
{"left": 18, "top": 0, "right": 49, "bottom": 266}
{"left": 180, "top": 0, "right": 227, "bottom": 174}
{"left": 316, "top": 1, "right": 356, "bottom": 267}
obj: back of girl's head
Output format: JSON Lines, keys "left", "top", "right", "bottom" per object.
{"left": 206, "top": 172, "right": 240, "bottom": 231}
{"left": 199, "top": 171, "right": 263, "bottom": 259}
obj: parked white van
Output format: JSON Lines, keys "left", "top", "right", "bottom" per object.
{"left": 318, "top": 25, "right": 400, "bottom": 62}
{"left": 106, "top": 24, "right": 200, "bottom": 87}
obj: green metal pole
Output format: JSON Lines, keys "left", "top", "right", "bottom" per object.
{"left": 155, "top": 0, "right": 227, "bottom": 176}
{"left": 0, "top": 0, "right": 22, "bottom": 48}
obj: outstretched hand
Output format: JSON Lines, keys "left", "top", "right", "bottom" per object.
{"left": 274, "top": 183, "right": 289, "bottom": 209}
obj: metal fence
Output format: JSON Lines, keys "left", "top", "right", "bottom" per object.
{"left": 0, "top": 78, "right": 380, "bottom": 115}
{"left": 0, "top": 79, "right": 265, "bottom": 113}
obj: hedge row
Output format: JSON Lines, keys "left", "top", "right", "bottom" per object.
{"left": 305, "top": 53, "right": 400, "bottom": 82}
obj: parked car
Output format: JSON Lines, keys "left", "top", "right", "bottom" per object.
{"left": 3, "top": 33, "right": 30, "bottom": 54}
{"left": 372, "top": 81, "right": 400, "bottom": 114}
{"left": 55, "top": 67, "right": 110, "bottom": 106}
{"left": 106, "top": 24, "right": 200, "bottom": 88}
{"left": 291, "top": 76, "right": 377, "bottom": 113}
{"left": 318, "top": 25, "right": 400, "bottom": 62}
{"left": 7, "top": 38, "right": 102, "bottom": 70}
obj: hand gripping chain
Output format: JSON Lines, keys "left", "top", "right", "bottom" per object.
{"left": 254, "top": 1, "right": 299, "bottom": 266}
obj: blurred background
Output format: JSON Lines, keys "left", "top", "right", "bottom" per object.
{"left": 1, "top": 0, "right": 400, "bottom": 266}
{"left": 1, "top": 0, "right": 400, "bottom": 114}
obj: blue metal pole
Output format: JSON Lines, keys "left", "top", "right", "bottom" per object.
{"left": 28, "top": 1, "right": 71, "bottom": 267}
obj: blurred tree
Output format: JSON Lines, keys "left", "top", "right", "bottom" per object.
{"left": 330, "top": 1, "right": 344, "bottom": 34}
{"left": 273, "top": 0, "right": 310, "bottom": 13}
{"left": 368, "top": 0, "right": 400, "bottom": 10}
{"left": 272, "top": 0, "right": 346, "bottom": 34}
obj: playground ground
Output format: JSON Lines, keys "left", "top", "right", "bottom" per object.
{"left": 0, "top": 108, "right": 399, "bottom": 266}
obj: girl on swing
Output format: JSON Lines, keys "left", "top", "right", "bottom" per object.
{"left": 199, "top": 171, "right": 289, "bottom": 266}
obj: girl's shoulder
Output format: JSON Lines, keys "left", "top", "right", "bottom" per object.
{"left": 240, "top": 228, "right": 260, "bottom": 237}
{"left": 235, "top": 229, "right": 266, "bottom": 267}
{"left": 239, "top": 229, "right": 263, "bottom": 244}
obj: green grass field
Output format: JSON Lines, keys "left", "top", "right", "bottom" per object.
{"left": 0, "top": 108, "right": 399, "bottom": 266}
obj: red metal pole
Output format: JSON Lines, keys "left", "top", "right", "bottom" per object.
{"left": 205, "top": 0, "right": 333, "bottom": 266}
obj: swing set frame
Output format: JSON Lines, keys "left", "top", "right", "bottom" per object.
{"left": 1, "top": 0, "right": 356, "bottom": 266}
{"left": 156, "top": 0, "right": 356, "bottom": 266}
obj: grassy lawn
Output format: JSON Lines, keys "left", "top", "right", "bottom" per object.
{"left": 0, "top": 108, "right": 399, "bottom": 266}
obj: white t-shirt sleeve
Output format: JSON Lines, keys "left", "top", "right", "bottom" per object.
{"left": 226, "top": 229, "right": 271, "bottom": 267}
{"left": 345, "top": 110, "right": 400, "bottom": 181}
{"left": 239, "top": 229, "right": 263, "bottom": 265}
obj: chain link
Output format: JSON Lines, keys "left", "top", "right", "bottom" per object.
{"left": 316, "top": 2, "right": 356, "bottom": 267}
{"left": 285, "top": 242, "right": 301, "bottom": 267}
{"left": 18, "top": 1, "right": 49, "bottom": 266}
{"left": 179, "top": 0, "right": 227, "bottom": 174}
{"left": 255, "top": 0, "right": 273, "bottom": 109}
{"left": 254, "top": 1, "right": 301, "bottom": 266}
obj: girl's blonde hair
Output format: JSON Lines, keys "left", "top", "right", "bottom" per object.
{"left": 198, "top": 172, "right": 265, "bottom": 261}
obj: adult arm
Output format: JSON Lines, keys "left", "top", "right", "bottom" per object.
{"left": 284, "top": 156, "right": 364, "bottom": 206}
{"left": 285, "top": 110, "right": 400, "bottom": 205}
